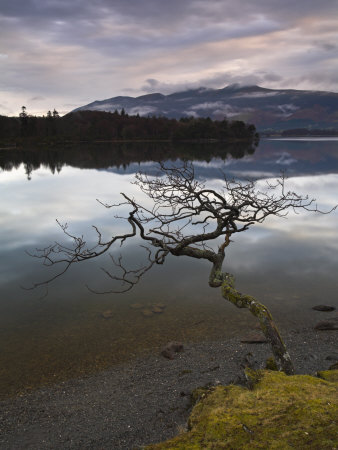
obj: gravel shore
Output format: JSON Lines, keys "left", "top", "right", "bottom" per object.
{"left": 0, "top": 328, "right": 337, "bottom": 450}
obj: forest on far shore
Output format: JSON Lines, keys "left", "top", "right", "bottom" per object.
{"left": 0, "top": 107, "right": 259, "bottom": 144}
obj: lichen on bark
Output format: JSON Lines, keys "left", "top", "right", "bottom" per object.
{"left": 208, "top": 257, "right": 294, "bottom": 375}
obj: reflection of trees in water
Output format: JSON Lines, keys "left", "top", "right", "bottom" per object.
{"left": 0, "top": 141, "right": 256, "bottom": 179}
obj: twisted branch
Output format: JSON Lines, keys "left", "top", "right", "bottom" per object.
{"left": 27, "top": 162, "right": 335, "bottom": 373}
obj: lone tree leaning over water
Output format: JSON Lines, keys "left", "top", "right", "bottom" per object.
{"left": 30, "top": 163, "right": 334, "bottom": 375}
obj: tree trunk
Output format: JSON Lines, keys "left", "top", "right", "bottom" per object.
{"left": 208, "top": 253, "right": 294, "bottom": 375}
{"left": 220, "top": 274, "right": 294, "bottom": 375}
{"left": 179, "top": 247, "right": 294, "bottom": 375}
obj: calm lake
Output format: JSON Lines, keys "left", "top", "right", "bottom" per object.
{"left": 1, "top": 138, "right": 338, "bottom": 397}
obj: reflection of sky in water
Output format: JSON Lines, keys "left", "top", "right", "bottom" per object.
{"left": 1, "top": 139, "right": 338, "bottom": 396}
{"left": 1, "top": 156, "right": 338, "bottom": 310}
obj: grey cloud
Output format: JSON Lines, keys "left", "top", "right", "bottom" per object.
{"left": 63, "top": 103, "right": 84, "bottom": 108}
{"left": 183, "top": 110, "right": 199, "bottom": 118}
{"left": 128, "top": 106, "right": 158, "bottom": 116}
{"left": 192, "top": 0, "right": 338, "bottom": 25}
{"left": 261, "top": 72, "right": 283, "bottom": 83}
{"left": 231, "top": 91, "right": 280, "bottom": 99}
{"left": 280, "top": 72, "right": 338, "bottom": 90}
{"left": 92, "top": 103, "right": 121, "bottom": 111}
{"left": 185, "top": 102, "right": 254, "bottom": 119}
{"left": 213, "top": 109, "right": 241, "bottom": 118}
{"left": 0, "top": 0, "right": 337, "bottom": 115}
{"left": 0, "top": 1, "right": 336, "bottom": 53}
{"left": 143, "top": 79, "right": 159, "bottom": 90}
{"left": 1, "top": 2, "right": 337, "bottom": 68}
{"left": 141, "top": 71, "right": 284, "bottom": 94}
{"left": 0, "top": 0, "right": 94, "bottom": 21}
{"left": 0, "top": 103, "right": 11, "bottom": 113}
{"left": 312, "top": 40, "right": 337, "bottom": 51}
{"left": 30, "top": 96, "right": 45, "bottom": 102}
{"left": 0, "top": 8, "right": 279, "bottom": 61}
{"left": 2, "top": 0, "right": 337, "bottom": 26}
{"left": 190, "top": 102, "right": 226, "bottom": 110}
{"left": 322, "top": 43, "right": 337, "bottom": 51}
{"left": 286, "top": 49, "right": 336, "bottom": 68}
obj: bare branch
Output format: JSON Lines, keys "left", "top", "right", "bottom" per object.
{"left": 28, "top": 161, "right": 335, "bottom": 293}
{"left": 27, "top": 161, "right": 336, "bottom": 374}
{"left": 86, "top": 246, "right": 169, "bottom": 294}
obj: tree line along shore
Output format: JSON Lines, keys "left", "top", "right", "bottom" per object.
{"left": 0, "top": 108, "right": 259, "bottom": 145}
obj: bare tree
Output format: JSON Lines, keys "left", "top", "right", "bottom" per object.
{"left": 29, "top": 163, "right": 335, "bottom": 374}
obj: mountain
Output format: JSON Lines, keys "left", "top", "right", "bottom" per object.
{"left": 73, "top": 84, "right": 338, "bottom": 131}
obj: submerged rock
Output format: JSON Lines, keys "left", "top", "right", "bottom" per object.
{"left": 130, "top": 303, "right": 144, "bottom": 309}
{"left": 101, "top": 310, "right": 113, "bottom": 319}
{"left": 161, "top": 342, "right": 184, "bottom": 360}
{"left": 240, "top": 332, "right": 268, "bottom": 344}
{"left": 151, "top": 306, "right": 164, "bottom": 314}
{"left": 312, "top": 305, "right": 336, "bottom": 312}
{"left": 141, "top": 309, "right": 153, "bottom": 317}
{"left": 314, "top": 321, "right": 338, "bottom": 330}
{"left": 153, "top": 302, "right": 166, "bottom": 309}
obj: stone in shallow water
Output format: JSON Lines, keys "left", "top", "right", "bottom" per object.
{"left": 141, "top": 309, "right": 153, "bottom": 317}
{"left": 130, "top": 303, "right": 144, "bottom": 309}
{"left": 153, "top": 302, "right": 166, "bottom": 309}
{"left": 312, "top": 305, "right": 336, "bottom": 312}
{"left": 314, "top": 321, "right": 338, "bottom": 330}
{"left": 101, "top": 310, "right": 113, "bottom": 319}
{"left": 240, "top": 332, "right": 268, "bottom": 344}
{"left": 151, "top": 306, "right": 164, "bottom": 314}
{"left": 161, "top": 341, "right": 184, "bottom": 359}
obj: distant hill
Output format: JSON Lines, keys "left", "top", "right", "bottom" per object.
{"left": 73, "top": 84, "right": 338, "bottom": 132}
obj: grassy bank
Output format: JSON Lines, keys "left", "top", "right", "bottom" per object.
{"left": 148, "top": 369, "right": 338, "bottom": 449}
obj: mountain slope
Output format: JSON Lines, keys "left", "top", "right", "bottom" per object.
{"left": 73, "top": 85, "right": 338, "bottom": 131}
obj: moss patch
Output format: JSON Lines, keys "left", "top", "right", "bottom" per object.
{"left": 265, "top": 356, "right": 278, "bottom": 371}
{"left": 318, "top": 369, "right": 338, "bottom": 383}
{"left": 147, "top": 370, "right": 338, "bottom": 449}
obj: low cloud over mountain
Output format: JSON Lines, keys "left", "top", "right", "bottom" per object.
{"left": 73, "top": 85, "right": 338, "bottom": 131}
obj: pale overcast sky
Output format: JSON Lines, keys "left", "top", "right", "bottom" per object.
{"left": 0, "top": 0, "right": 337, "bottom": 116}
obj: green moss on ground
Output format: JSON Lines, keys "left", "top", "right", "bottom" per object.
{"left": 147, "top": 370, "right": 338, "bottom": 449}
{"left": 317, "top": 369, "right": 338, "bottom": 383}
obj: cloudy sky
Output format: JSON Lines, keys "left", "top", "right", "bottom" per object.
{"left": 0, "top": 0, "right": 337, "bottom": 116}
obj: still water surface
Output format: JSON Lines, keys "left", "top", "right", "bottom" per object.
{"left": 1, "top": 138, "right": 337, "bottom": 396}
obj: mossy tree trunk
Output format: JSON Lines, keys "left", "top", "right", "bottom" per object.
{"left": 169, "top": 240, "right": 295, "bottom": 375}
{"left": 209, "top": 251, "right": 294, "bottom": 375}
{"left": 221, "top": 276, "right": 294, "bottom": 375}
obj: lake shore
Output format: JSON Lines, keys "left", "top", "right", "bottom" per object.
{"left": 0, "top": 327, "right": 336, "bottom": 450}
